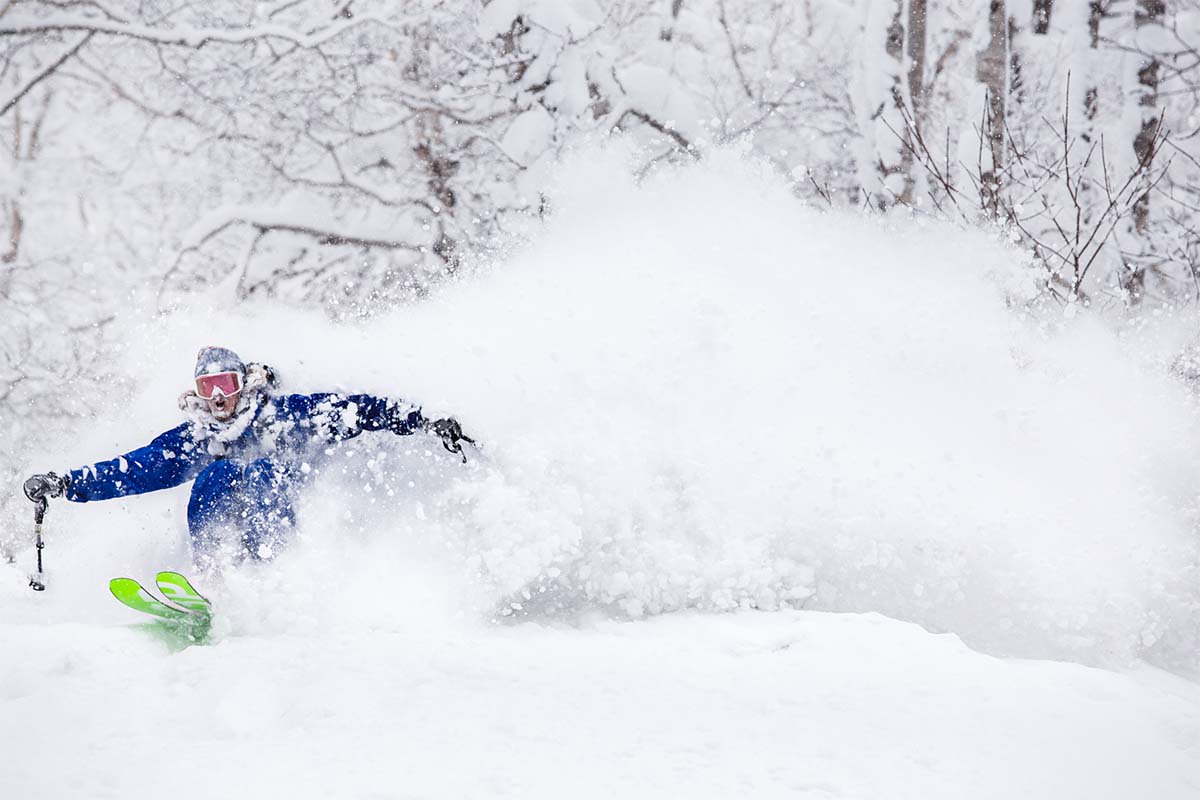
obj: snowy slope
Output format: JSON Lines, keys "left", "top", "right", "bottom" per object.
{"left": 4, "top": 612, "right": 1199, "bottom": 800}
{"left": 3, "top": 149, "right": 1200, "bottom": 797}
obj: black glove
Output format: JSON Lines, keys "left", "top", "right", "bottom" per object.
{"left": 425, "top": 418, "right": 475, "bottom": 462}
{"left": 24, "top": 472, "right": 68, "bottom": 503}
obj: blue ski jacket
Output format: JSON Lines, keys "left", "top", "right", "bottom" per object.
{"left": 65, "top": 393, "right": 424, "bottom": 503}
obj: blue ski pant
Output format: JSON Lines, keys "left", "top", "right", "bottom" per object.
{"left": 187, "top": 459, "right": 296, "bottom": 560}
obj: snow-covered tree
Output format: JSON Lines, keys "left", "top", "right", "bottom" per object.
{"left": 5, "top": 0, "right": 1200, "bottom": 532}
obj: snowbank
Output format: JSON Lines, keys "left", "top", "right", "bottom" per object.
{"left": 7, "top": 147, "right": 1200, "bottom": 674}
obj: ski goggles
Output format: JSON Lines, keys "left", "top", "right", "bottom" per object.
{"left": 195, "top": 371, "right": 243, "bottom": 399}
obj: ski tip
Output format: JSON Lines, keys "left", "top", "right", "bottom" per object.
{"left": 155, "top": 570, "right": 207, "bottom": 594}
{"left": 109, "top": 577, "right": 138, "bottom": 594}
{"left": 154, "top": 571, "right": 212, "bottom": 612}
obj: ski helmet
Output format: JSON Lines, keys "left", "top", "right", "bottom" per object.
{"left": 194, "top": 346, "right": 245, "bottom": 378}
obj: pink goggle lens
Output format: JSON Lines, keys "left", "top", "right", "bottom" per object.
{"left": 195, "top": 371, "right": 243, "bottom": 399}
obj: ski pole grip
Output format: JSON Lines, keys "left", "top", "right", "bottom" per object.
{"left": 33, "top": 496, "right": 47, "bottom": 526}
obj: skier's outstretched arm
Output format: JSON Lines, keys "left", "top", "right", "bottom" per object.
{"left": 28, "top": 424, "right": 213, "bottom": 504}
{"left": 289, "top": 393, "right": 475, "bottom": 457}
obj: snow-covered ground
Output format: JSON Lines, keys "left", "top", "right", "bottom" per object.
{"left": 5, "top": 611, "right": 1199, "bottom": 799}
{"left": 3, "top": 150, "right": 1200, "bottom": 797}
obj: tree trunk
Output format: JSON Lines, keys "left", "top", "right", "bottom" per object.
{"left": 1009, "top": 15, "right": 1024, "bottom": 104}
{"left": 885, "top": 2, "right": 914, "bottom": 205}
{"left": 906, "top": 0, "right": 928, "bottom": 124}
{"left": 1132, "top": 0, "right": 1164, "bottom": 234}
{"left": 976, "top": 0, "right": 1009, "bottom": 218}
{"left": 2, "top": 101, "right": 23, "bottom": 270}
{"left": 661, "top": 0, "right": 685, "bottom": 41}
{"left": 857, "top": 0, "right": 915, "bottom": 208}
{"left": 1082, "top": 0, "right": 1104, "bottom": 135}
{"left": 1032, "top": 0, "right": 1053, "bottom": 34}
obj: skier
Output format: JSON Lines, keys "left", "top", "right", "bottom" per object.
{"left": 22, "top": 346, "right": 474, "bottom": 566}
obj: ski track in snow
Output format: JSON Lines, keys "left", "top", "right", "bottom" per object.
{"left": 3, "top": 150, "right": 1200, "bottom": 796}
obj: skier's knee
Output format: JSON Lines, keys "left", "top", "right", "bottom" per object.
{"left": 241, "top": 459, "right": 277, "bottom": 489}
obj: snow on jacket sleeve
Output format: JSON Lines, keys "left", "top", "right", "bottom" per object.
{"left": 65, "top": 423, "right": 213, "bottom": 502}
{"left": 281, "top": 393, "right": 425, "bottom": 442}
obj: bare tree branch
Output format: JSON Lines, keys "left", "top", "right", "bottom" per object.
{"left": 0, "top": 31, "right": 91, "bottom": 117}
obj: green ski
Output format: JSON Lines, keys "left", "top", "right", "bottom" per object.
{"left": 109, "top": 577, "right": 192, "bottom": 622}
{"left": 109, "top": 574, "right": 213, "bottom": 646}
{"left": 155, "top": 571, "right": 212, "bottom": 616}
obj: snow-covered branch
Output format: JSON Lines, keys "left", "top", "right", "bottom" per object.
{"left": 0, "top": 30, "right": 90, "bottom": 117}
{"left": 180, "top": 210, "right": 425, "bottom": 256}
{"left": 0, "top": 14, "right": 381, "bottom": 48}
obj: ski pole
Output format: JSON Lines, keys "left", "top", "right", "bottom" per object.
{"left": 29, "top": 496, "right": 47, "bottom": 591}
